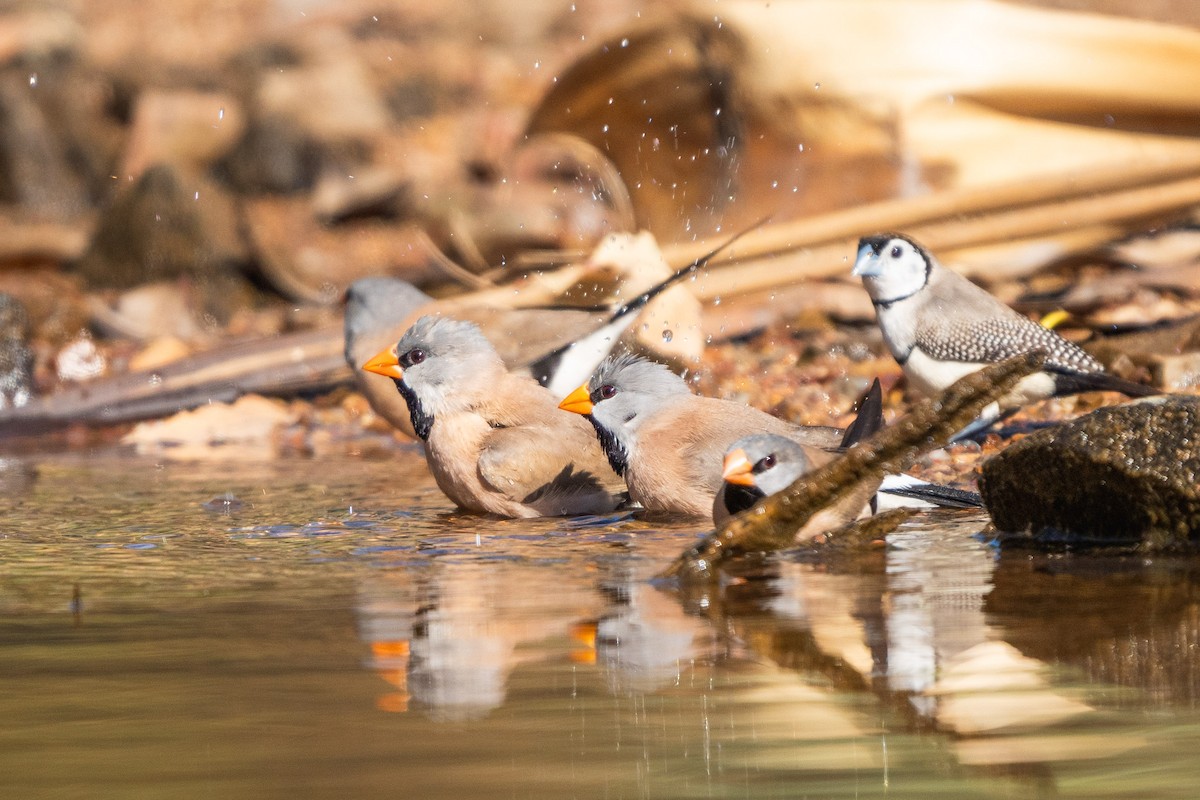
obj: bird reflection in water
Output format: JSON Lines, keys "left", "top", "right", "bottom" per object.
{"left": 684, "top": 513, "right": 1181, "bottom": 768}
{"left": 355, "top": 557, "right": 714, "bottom": 720}
{"left": 352, "top": 511, "right": 1200, "bottom": 781}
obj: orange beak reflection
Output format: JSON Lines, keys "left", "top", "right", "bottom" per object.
{"left": 721, "top": 448, "right": 755, "bottom": 486}
{"left": 362, "top": 347, "right": 404, "bottom": 380}
{"left": 558, "top": 384, "right": 594, "bottom": 415}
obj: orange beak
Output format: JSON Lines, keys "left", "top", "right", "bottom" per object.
{"left": 721, "top": 448, "right": 755, "bottom": 486}
{"left": 558, "top": 384, "right": 594, "bottom": 415}
{"left": 362, "top": 347, "right": 404, "bottom": 380}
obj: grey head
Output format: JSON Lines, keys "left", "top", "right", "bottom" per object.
{"left": 852, "top": 234, "right": 935, "bottom": 308}
{"left": 392, "top": 315, "right": 503, "bottom": 439}
{"left": 343, "top": 277, "right": 432, "bottom": 366}
{"left": 721, "top": 433, "right": 813, "bottom": 516}
{"left": 582, "top": 352, "right": 691, "bottom": 476}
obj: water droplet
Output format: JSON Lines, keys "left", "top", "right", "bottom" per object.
{"left": 601, "top": 124, "right": 609, "bottom": 133}
{"left": 148, "top": 374, "right": 162, "bottom": 386}
{"left": 218, "top": 107, "right": 225, "bottom": 121}
{"left": 620, "top": 37, "right": 630, "bottom": 48}
{"left": 814, "top": 82, "right": 821, "bottom": 90}
{"left": 661, "top": 329, "right": 673, "bottom": 343}
{"left": 28, "top": 73, "right": 36, "bottom": 87}
{"left": 797, "top": 143, "right": 805, "bottom": 152}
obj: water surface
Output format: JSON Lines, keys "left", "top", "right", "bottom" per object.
{"left": 2, "top": 447, "right": 1199, "bottom": 799}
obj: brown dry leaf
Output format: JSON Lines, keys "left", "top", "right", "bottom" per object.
{"left": 121, "top": 394, "right": 297, "bottom": 459}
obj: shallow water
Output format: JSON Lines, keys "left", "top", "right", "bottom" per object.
{"left": 3, "top": 446, "right": 1200, "bottom": 799}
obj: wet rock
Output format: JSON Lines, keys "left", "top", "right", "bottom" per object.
{"left": 73, "top": 163, "right": 249, "bottom": 291}
{"left": 979, "top": 396, "right": 1200, "bottom": 548}
{"left": 0, "top": 293, "right": 33, "bottom": 408}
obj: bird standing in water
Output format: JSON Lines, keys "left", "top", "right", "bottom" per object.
{"left": 362, "top": 316, "right": 625, "bottom": 518}
{"left": 557, "top": 353, "right": 843, "bottom": 518}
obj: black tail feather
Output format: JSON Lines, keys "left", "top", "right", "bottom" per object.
{"left": 1048, "top": 367, "right": 1157, "bottom": 399}
{"left": 840, "top": 378, "right": 884, "bottom": 449}
{"left": 880, "top": 484, "right": 983, "bottom": 509}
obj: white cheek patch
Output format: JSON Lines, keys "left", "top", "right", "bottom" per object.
{"left": 412, "top": 380, "right": 454, "bottom": 417}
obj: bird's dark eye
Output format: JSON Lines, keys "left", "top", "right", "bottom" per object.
{"left": 403, "top": 348, "right": 426, "bottom": 367}
{"left": 889, "top": 245, "right": 903, "bottom": 258}
{"left": 753, "top": 454, "right": 776, "bottom": 473}
{"left": 598, "top": 384, "right": 617, "bottom": 400}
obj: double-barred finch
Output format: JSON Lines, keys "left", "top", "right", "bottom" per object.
{"left": 557, "top": 353, "right": 843, "bottom": 519}
{"left": 362, "top": 316, "right": 625, "bottom": 518}
{"left": 852, "top": 234, "right": 1154, "bottom": 427}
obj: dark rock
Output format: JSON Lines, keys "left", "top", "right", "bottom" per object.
{"left": 979, "top": 396, "right": 1200, "bottom": 548}
{"left": 0, "top": 67, "right": 93, "bottom": 218}
{"left": 73, "top": 163, "right": 249, "bottom": 291}
{"left": 217, "top": 111, "right": 327, "bottom": 195}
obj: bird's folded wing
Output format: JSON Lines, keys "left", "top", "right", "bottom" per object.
{"left": 477, "top": 423, "right": 619, "bottom": 503}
